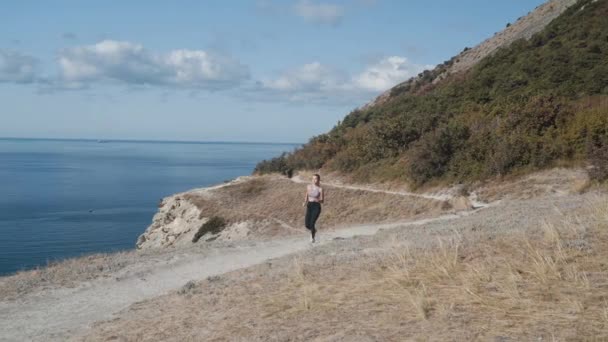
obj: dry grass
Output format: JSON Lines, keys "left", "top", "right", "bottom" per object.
{"left": 80, "top": 196, "right": 608, "bottom": 341}
{"left": 0, "top": 250, "right": 136, "bottom": 301}
{"left": 370, "top": 201, "right": 608, "bottom": 339}
{"left": 239, "top": 178, "right": 267, "bottom": 197}
{"left": 475, "top": 167, "right": 589, "bottom": 202}
{"left": 571, "top": 178, "right": 592, "bottom": 194}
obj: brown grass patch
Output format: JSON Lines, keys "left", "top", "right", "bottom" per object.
{"left": 238, "top": 178, "right": 267, "bottom": 196}
{"left": 475, "top": 168, "right": 589, "bottom": 201}
{"left": 0, "top": 250, "right": 136, "bottom": 301}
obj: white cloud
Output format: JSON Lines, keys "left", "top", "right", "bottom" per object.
{"left": 58, "top": 40, "right": 250, "bottom": 89}
{"left": 253, "top": 62, "right": 354, "bottom": 105}
{"left": 260, "top": 62, "right": 346, "bottom": 92}
{"left": 255, "top": 56, "right": 434, "bottom": 105}
{"left": 353, "top": 56, "right": 433, "bottom": 92}
{"left": 0, "top": 49, "right": 39, "bottom": 83}
{"left": 3, "top": 41, "right": 430, "bottom": 108}
{"left": 294, "top": 0, "right": 344, "bottom": 26}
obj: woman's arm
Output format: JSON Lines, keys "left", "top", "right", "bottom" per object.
{"left": 319, "top": 187, "right": 324, "bottom": 204}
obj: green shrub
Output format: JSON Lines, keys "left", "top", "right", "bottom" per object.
{"left": 407, "top": 122, "right": 470, "bottom": 185}
{"left": 254, "top": 153, "right": 290, "bottom": 175}
{"left": 585, "top": 113, "right": 608, "bottom": 181}
{"left": 192, "top": 216, "right": 226, "bottom": 243}
{"left": 587, "top": 136, "right": 608, "bottom": 182}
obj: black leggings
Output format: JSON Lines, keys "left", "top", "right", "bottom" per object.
{"left": 305, "top": 202, "right": 321, "bottom": 238}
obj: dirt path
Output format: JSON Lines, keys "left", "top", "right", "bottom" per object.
{"left": 290, "top": 174, "right": 489, "bottom": 208}
{"left": 0, "top": 208, "right": 482, "bottom": 342}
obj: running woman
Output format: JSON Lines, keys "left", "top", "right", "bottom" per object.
{"left": 303, "top": 174, "right": 324, "bottom": 243}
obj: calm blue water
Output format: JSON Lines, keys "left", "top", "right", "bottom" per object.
{"left": 0, "top": 138, "right": 297, "bottom": 276}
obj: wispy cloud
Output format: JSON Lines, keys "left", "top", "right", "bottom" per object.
{"left": 57, "top": 40, "right": 250, "bottom": 90}
{"left": 253, "top": 56, "right": 433, "bottom": 105}
{"left": 259, "top": 62, "right": 347, "bottom": 92}
{"left": 294, "top": 0, "right": 344, "bottom": 26}
{"left": 255, "top": 0, "right": 281, "bottom": 13}
{"left": 0, "top": 49, "right": 40, "bottom": 83}
{"left": 353, "top": 56, "right": 433, "bottom": 92}
{"left": 2, "top": 41, "right": 431, "bottom": 107}
{"left": 61, "top": 32, "right": 78, "bottom": 40}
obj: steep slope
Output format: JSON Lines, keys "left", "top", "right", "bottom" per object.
{"left": 363, "top": 0, "right": 578, "bottom": 110}
{"left": 256, "top": 0, "right": 608, "bottom": 186}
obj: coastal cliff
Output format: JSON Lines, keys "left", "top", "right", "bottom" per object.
{"left": 136, "top": 177, "right": 259, "bottom": 249}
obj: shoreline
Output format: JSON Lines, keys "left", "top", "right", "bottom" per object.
{"left": 0, "top": 139, "right": 296, "bottom": 277}
{"left": 0, "top": 136, "right": 303, "bottom": 146}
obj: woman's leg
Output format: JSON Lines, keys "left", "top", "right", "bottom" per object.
{"left": 310, "top": 203, "right": 321, "bottom": 240}
{"left": 304, "top": 202, "right": 312, "bottom": 230}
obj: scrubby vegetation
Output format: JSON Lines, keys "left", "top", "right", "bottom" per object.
{"left": 192, "top": 216, "right": 226, "bottom": 243}
{"left": 586, "top": 110, "right": 608, "bottom": 181}
{"left": 255, "top": 0, "right": 608, "bottom": 186}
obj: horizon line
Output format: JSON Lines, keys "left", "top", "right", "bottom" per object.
{"left": 0, "top": 136, "right": 303, "bottom": 146}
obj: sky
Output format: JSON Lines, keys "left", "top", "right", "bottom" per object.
{"left": 0, "top": 0, "right": 546, "bottom": 143}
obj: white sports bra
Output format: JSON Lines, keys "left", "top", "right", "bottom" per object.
{"left": 307, "top": 185, "right": 321, "bottom": 201}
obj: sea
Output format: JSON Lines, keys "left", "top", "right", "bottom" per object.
{"left": 0, "top": 138, "right": 298, "bottom": 276}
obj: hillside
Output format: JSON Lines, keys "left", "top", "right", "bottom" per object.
{"left": 363, "top": 0, "right": 578, "bottom": 110}
{"left": 255, "top": 0, "right": 608, "bottom": 187}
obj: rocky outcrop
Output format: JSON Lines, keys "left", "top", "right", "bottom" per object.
{"left": 449, "top": 196, "right": 474, "bottom": 211}
{"left": 136, "top": 190, "right": 253, "bottom": 250}
{"left": 136, "top": 194, "right": 204, "bottom": 249}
